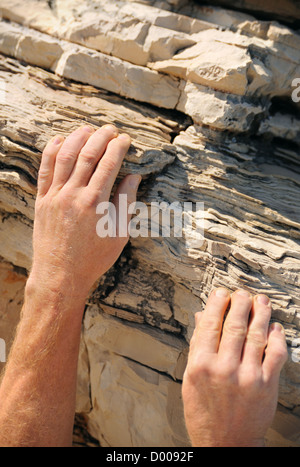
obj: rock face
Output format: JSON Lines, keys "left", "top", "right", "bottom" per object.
{"left": 0, "top": 0, "right": 300, "bottom": 447}
{"left": 199, "top": 0, "right": 300, "bottom": 23}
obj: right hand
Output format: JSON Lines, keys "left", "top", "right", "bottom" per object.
{"left": 182, "top": 288, "right": 288, "bottom": 447}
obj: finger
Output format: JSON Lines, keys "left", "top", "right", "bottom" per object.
{"left": 113, "top": 174, "right": 142, "bottom": 238}
{"left": 218, "top": 290, "right": 253, "bottom": 365}
{"left": 195, "top": 312, "right": 202, "bottom": 328}
{"left": 38, "top": 135, "right": 64, "bottom": 196}
{"left": 70, "top": 125, "right": 119, "bottom": 187}
{"left": 51, "top": 126, "right": 94, "bottom": 189}
{"left": 189, "top": 312, "right": 202, "bottom": 353}
{"left": 193, "top": 288, "right": 231, "bottom": 355}
{"left": 263, "top": 323, "right": 288, "bottom": 385}
{"left": 242, "top": 294, "right": 272, "bottom": 367}
{"left": 88, "top": 134, "right": 131, "bottom": 199}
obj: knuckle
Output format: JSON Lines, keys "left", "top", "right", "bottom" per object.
{"left": 215, "top": 361, "right": 237, "bottom": 383}
{"left": 223, "top": 322, "right": 248, "bottom": 340}
{"left": 57, "top": 186, "right": 76, "bottom": 207}
{"left": 82, "top": 190, "right": 100, "bottom": 209}
{"left": 246, "top": 330, "right": 267, "bottom": 348}
{"left": 35, "top": 191, "right": 56, "bottom": 213}
{"left": 57, "top": 151, "right": 76, "bottom": 165}
{"left": 100, "top": 158, "right": 117, "bottom": 176}
{"left": 186, "top": 359, "right": 212, "bottom": 383}
{"left": 79, "top": 149, "right": 99, "bottom": 164}
{"left": 38, "top": 169, "right": 50, "bottom": 180}
{"left": 199, "top": 318, "right": 221, "bottom": 334}
{"left": 240, "top": 369, "right": 263, "bottom": 391}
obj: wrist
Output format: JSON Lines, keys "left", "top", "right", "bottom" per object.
{"left": 25, "top": 270, "right": 88, "bottom": 319}
{"left": 190, "top": 432, "right": 265, "bottom": 448}
{"left": 4, "top": 270, "right": 87, "bottom": 376}
{"left": 27, "top": 264, "right": 90, "bottom": 305}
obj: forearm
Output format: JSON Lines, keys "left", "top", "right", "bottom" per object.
{"left": 0, "top": 124, "right": 138, "bottom": 446}
{"left": 0, "top": 274, "right": 87, "bottom": 447}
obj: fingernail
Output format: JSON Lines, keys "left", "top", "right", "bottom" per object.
{"left": 81, "top": 125, "right": 94, "bottom": 133}
{"left": 257, "top": 294, "right": 270, "bottom": 306}
{"left": 53, "top": 135, "right": 63, "bottom": 145}
{"left": 215, "top": 288, "right": 229, "bottom": 298}
{"left": 236, "top": 289, "right": 251, "bottom": 298}
{"left": 271, "top": 322, "right": 285, "bottom": 334}
{"left": 119, "top": 133, "right": 131, "bottom": 144}
{"left": 103, "top": 124, "right": 118, "bottom": 136}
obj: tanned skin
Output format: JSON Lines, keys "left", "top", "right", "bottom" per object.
{"left": 0, "top": 125, "right": 287, "bottom": 447}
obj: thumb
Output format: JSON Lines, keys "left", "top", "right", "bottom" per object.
{"left": 113, "top": 174, "right": 142, "bottom": 238}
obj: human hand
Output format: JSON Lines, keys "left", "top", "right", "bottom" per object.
{"left": 182, "top": 289, "right": 288, "bottom": 447}
{"left": 29, "top": 125, "right": 141, "bottom": 298}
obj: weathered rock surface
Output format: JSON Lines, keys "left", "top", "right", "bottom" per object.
{"left": 0, "top": 0, "right": 299, "bottom": 447}
{"left": 0, "top": 261, "right": 26, "bottom": 373}
{"left": 1, "top": 0, "right": 300, "bottom": 131}
{"left": 198, "top": 0, "right": 300, "bottom": 23}
{"left": 138, "top": 0, "right": 300, "bottom": 23}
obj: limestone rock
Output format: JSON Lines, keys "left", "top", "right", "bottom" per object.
{"left": 1, "top": 0, "right": 299, "bottom": 133}
{"left": 0, "top": 0, "right": 300, "bottom": 448}
{"left": 81, "top": 348, "right": 189, "bottom": 447}
{"left": 150, "top": 38, "right": 251, "bottom": 95}
{"left": 0, "top": 54, "right": 183, "bottom": 270}
{"left": 83, "top": 307, "right": 188, "bottom": 380}
{"left": 198, "top": 0, "right": 300, "bottom": 23}
{"left": 177, "top": 81, "right": 264, "bottom": 131}
{"left": 0, "top": 261, "right": 26, "bottom": 373}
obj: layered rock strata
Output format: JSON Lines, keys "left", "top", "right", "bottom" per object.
{"left": 0, "top": 0, "right": 299, "bottom": 447}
